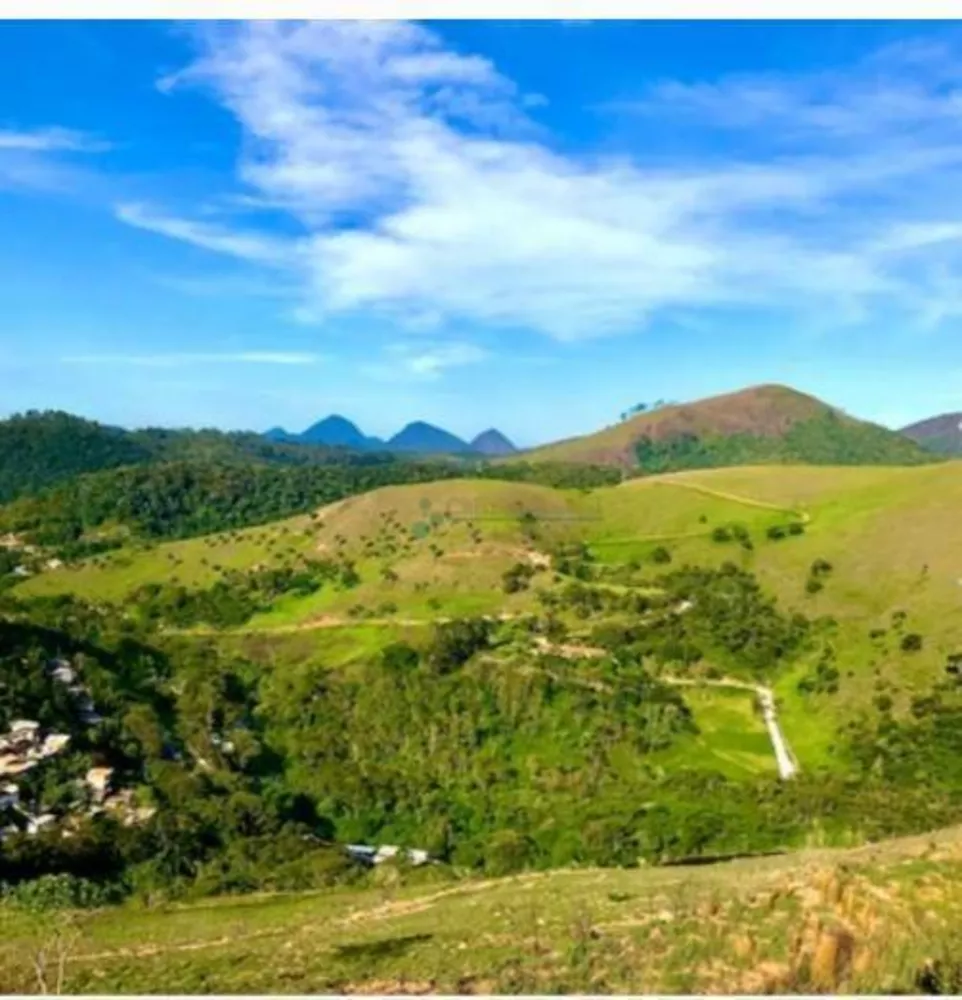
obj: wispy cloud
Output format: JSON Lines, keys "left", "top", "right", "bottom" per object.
{"left": 107, "top": 23, "right": 962, "bottom": 343}
{"left": 61, "top": 351, "right": 322, "bottom": 367}
{"left": 115, "top": 202, "right": 290, "bottom": 265}
{"left": 0, "top": 124, "right": 112, "bottom": 194}
{"left": 0, "top": 127, "right": 110, "bottom": 153}
{"left": 362, "top": 341, "right": 488, "bottom": 381}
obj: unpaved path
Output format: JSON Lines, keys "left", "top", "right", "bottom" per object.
{"left": 183, "top": 611, "right": 527, "bottom": 637}
{"left": 642, "top": 477, "right": 812, "bottom": 525}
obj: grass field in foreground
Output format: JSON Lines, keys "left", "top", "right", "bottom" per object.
{"left": 5, "top": 825, "right": 962, "bottom": 993}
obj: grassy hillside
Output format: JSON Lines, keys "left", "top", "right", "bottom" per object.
{"left": 901, "top": 412, "right": 962, "bottom": 455}
{"left": 16, "top": 461, "right": 962, "bottom": 770}
{"left": 5, "top": 826, "right": 962, "bottom": 993}
{"left": 515, "top": 384, "right": 937, "bottom": 471}
{"left": 13, "top": 477, "right": 782, "bottom": 621}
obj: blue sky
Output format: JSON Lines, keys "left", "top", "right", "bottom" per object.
{"left": 3, "top": 20, "right": 962, "bottom": 446}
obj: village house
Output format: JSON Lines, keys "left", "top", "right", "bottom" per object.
{"left": 85, "top": 766, "right": 114, "bottom": 804}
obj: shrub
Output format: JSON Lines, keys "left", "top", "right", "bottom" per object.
{"left": 1, "top": 873, "right": 124, "bottom": 911}
{"left": 711, "top": 526, "right": 732, "bottom": 543}
{"left": 901, "top": 633, "right": 924, "bottom": 653}
{"left": 651, "top": 546, "right": 672, "bottom": 564}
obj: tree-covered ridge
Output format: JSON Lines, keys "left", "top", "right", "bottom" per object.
{"left": 0, "top": 412, "right": 154, "bottom": 504}
{"left": 634, "top": 411, "right": 939, "bottom": 474}
{"left": 0, "top": 409, "right": 393, "bottom": 504}
{"left": 0, "top": 458, "right": 620, "bottom": 551}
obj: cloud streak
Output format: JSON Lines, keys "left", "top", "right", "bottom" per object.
{"left": 362, "top": 341, "right": 489, "bottom": 381}
{"left": 61, "top": 352, "right": 322, "bottom": 367}
{"left": 108, "top": 23, "right": 962, "bottom": 344}
{"left": 0, "top": 127, "right": 110, "bottom": 152}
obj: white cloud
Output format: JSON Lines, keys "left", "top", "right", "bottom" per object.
{"left": 113, "top": 23, "right": 962, "bottom": 342}
{"left": 115, "top": 202, "right": 290, "bottom": 265}
{"left": 0, "top": 125, "right": 111, "bottom": 194}
{"left": 619, "top": 38, "right": 962, "bottom": 142}
{"left": 363, "top": 341, "right": 488, "bottom": 381}
{"left": 0, "top": 127, "right": 110, "bottom": 153}
{"left": 61, "top": 352, "right": 321, "bottom": 367}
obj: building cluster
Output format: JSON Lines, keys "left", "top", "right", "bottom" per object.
{"left": 0, "top": 658, "right": 151, "bottom": 840}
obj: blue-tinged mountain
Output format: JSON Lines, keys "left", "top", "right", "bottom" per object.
{"left": 470, "top": 428, "right": 517, "bottom": 456}
{"left": 264, "top": 416, "right": 384, "bottom": 450}
{"left": 299, "top": 415, "right": 384, "bottom": 450}
{"left": 387, "top": 421, "right": 472, "bottom": 454}
{"left": 262, "top": 415, "right": 516, "bottom": 455}
{"left": 263, "top": 426, "right": 296, "bottom": 444}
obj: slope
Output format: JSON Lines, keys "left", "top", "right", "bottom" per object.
{"left": 6, "top": 825, "right": 962, "bottom": 994}
{"left": 514, "top": 384, "right": 937, "bottom": 471}
{"left": 901, "top": 412, "right": 962, "bottom": 455}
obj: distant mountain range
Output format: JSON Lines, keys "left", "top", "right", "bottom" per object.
{"left": 264, "top": 416, "right": 518, "bottom": 456}
{"left": 900, "top": 413, "right": 962, "bottom": 455}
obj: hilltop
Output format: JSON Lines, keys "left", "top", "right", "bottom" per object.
{"left": 470, "top": 428, "right": 517, "bottom": 456}
{"left": 901, "top": 412, "right": 962, "bottom": 455}
{"left": 515, "top": 384, "right": 936, "bottom": 470}
{"left": 387, "top": 421, "right": 473, "bottom": 454}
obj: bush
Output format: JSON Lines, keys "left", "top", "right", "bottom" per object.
{"left": 651, "top": 546, "right": 672, "bottom": 564}
{"left": 1, "top": 873, "right": 124, "bottom": 911}
{"left": 901, "top": 633, "right": 924, "bottom": 653}
{"left": 766, "top": 525, "right": 787, "bottom": 541}
{"left": 805, "top": 577, "right": 824, "bottom": 595}
{"left": 483, "top": 829, "right": 537, "bottom": 876}
{"left": 381, "top": 643, "right": 420, "bottom": 672}
{"left": 711, "top": 526, "right": 732, "bottom": 543}
{"left": 427, "top": 618, "right": 492, "bottom": 674}
{"left": 502, "top": 562, "right": 535, "bottom": 594}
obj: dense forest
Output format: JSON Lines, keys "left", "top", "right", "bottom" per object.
{"left": 634, "top": 411, "right": 940, "bottom": 474}
{"left": 3, "top": 557, "right": 962, "bottom": 905}
{"left": 0, "top": 410, "right": 411, "bottom": 504}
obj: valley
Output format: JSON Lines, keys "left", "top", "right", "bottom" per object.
{"left": 2, "top": 389, "right": 962, "bottom": 993}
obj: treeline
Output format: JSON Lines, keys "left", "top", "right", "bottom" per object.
{"left": 634, "top": 411, "right": 939, "bottom": 474}
{"left": 0, "top": 410, "right": 400, "bottom": 504}
{"left": 2, "top": 458, "right": 621, "bottom": 550}
{"left": 0, "top": 410, "right": 622, "bottom": 513}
